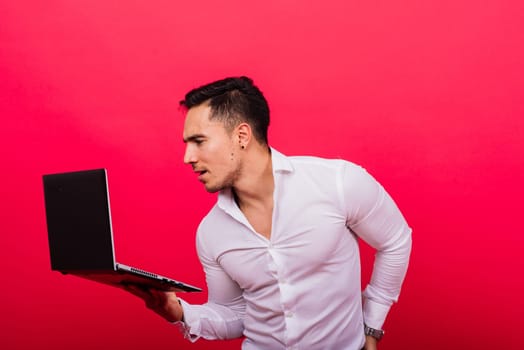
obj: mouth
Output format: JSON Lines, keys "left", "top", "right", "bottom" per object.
{"left": 195, "top": 170, "right": 208, "bottom": 180}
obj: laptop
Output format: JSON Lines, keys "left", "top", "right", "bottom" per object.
{"left": 42, "top": 168, "right": 201, "bottom": 293}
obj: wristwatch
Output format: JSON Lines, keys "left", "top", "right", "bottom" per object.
{"left": 364, "top": 324, "right": 385, "bottom": 341}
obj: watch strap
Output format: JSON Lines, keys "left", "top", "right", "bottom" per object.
{"left": 364, "top": 324, "right": 385, "bottom": 341}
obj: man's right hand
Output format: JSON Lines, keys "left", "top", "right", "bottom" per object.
{"left": 123, "top": 284, "right": 184, "bottom": 323}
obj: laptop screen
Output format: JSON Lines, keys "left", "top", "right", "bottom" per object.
{"left": 43, "top": 169, "right": 116, "bottom": 271}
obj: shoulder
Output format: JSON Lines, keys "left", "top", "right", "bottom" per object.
{"left": 196, "top": 204, "right": 224, "bottom": 238}
{"left": 282, "top": 155, "right": 372, "bottom": 206}
{"left": 290, "top": 154, "right": 345, "bottom": 168}
{"left": 287, "top": 154, "right": 365, "bottom": 178}
{"left": 272, "top": 148, "right": 362, "bottom": 174}
{"left": 195, "top": 202, "right": 241, "bottom": 260}
{"left": 194, "top": 204, "right": 221, "bottom": 256}
{"left": 287, "top": 153, "right": 382, "bottom": 205}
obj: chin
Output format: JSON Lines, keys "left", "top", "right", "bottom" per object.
{"left": 204, "top": 181, "right": 231, "bottom": 193}
{"left": 205, "top": 187, "right": 220, "bottom": 193}
{"left": 204, "top": 183, "right": 221, "bottom": 193}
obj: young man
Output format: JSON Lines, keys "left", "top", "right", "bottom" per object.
{"left": 126, "top": 76, "right": 412, "bottom": 350}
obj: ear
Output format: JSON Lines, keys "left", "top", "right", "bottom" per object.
{"left": 236, "top": 122, "right": 252, "bottom": 149}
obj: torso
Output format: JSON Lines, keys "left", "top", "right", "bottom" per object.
{"left": 239, "top": 199, "right": 273, "bottom": 240}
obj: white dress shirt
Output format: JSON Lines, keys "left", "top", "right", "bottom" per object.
{"left": 178, "top": 149, "right": 412, "bottom": 350}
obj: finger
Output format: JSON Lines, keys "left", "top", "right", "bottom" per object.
{"left": 146, "top": 289, "right": 172, "bottom": 309}
{"left": 148, "top": 288, "right": 168, "bottom": 300}
{"left": 123, "top": 284, "right": 152, "bottom": 300}
{"left": 139, "top": 288, "right": 170, "bottom": 309}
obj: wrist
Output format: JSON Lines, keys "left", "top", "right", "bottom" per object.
{"left": 177, "top": 298, "right": 185, "bottom": 322}
{"left": 364, "top": 324, "right": 384, "bottom": 341}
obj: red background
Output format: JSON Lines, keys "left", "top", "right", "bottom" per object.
{"left": 1, "top": 1, "right": 523, "bottom": 349}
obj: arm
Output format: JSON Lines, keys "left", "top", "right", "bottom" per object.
{"left": 364, "top": 336, "right": 378, "bottom": 350}
{"left": 125, "top": 247, "right": 245, "bottom": 342}
{"left": 176, "top": 230, "right": 246, "bottom": 342}
{"left": 342, "top": 163, "right": 412, "bottom": 331}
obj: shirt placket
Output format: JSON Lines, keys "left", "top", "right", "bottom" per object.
{"left": 268, "top": 173, "right": 300, "bottom": 349}
{"left": 267, "top": 241, "right": 300, "bottom": 349}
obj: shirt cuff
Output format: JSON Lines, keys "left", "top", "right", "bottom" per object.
{"left": 362, "top": 298, "right": 391, "bottom": 330}
{"left": 172, "top": 299, "right": 200, "bottom": 343}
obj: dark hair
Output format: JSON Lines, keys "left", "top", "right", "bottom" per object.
{"left": 180, "top": 76, "right": 270, "bottom": 145}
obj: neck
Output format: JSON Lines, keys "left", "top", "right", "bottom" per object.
{"left": 232, "top": 145, "right": 273, "bottom": 209}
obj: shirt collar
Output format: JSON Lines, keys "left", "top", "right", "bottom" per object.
{"left": 270, "top": 147, "right": 294, "bottom": 173}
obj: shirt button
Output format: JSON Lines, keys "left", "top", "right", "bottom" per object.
{"left": 285, "top": 312, "right": 294, "bottom": 318}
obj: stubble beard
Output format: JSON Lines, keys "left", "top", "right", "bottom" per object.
{"left": 204, "top": 159, "right": 243, "bottom": 193}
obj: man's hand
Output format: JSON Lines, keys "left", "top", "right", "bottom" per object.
{"left": 363, "top": 335, "right": 378, "bottom": 350}
{"left": 123, "top": 284, "right": 184, "bottom": 323}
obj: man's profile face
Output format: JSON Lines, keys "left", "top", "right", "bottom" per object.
{"left": 182, "top": 104, "right": 241, "bottom": 193}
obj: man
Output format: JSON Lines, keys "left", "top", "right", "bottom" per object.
{"left": 126, "top": 76, "right": 412, "bottom": 349}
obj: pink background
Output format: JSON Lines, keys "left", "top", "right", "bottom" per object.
{"left": 1, "top": 1, "right": 523, "bottom": 349}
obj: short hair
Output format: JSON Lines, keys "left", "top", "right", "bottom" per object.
{"left": 180, "top": 76, "right": 270, "bottom": 145}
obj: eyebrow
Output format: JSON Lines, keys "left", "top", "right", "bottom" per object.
{"left": 183, "top": 134, "right": 206, "bottom": 143}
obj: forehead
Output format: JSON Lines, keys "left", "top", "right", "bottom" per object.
{"left": 183, "top": 104, "right": 227, "bottom": 139}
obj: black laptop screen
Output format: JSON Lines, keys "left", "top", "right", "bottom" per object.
{"left": 43, "top": 169, "right": 115, "bottom": 271}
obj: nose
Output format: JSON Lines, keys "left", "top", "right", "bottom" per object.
{"left": 183, "top": 144, "right": 197, "bottom": 165}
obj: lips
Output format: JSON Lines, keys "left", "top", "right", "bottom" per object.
{"left": 195, "top": 170, "right": 208, "bottom": 181}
